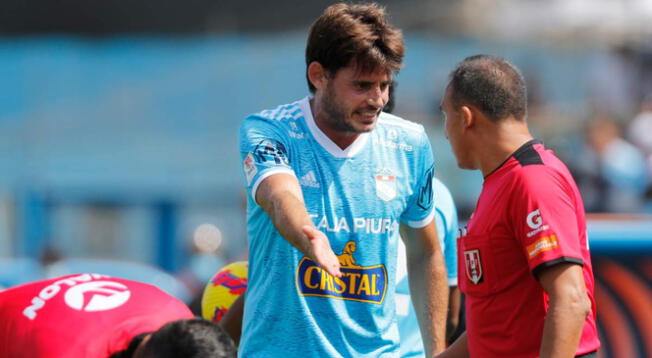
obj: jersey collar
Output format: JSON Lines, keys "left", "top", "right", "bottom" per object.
{"left": 299, "top": 96, "right": 370, "bottom": 158}
{"left": 484, "top": 139, "right": 543, "bottom": 179}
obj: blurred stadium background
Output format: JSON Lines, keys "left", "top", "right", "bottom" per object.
{"left": 0, "top": 1, "right": 651, "bottom": 356}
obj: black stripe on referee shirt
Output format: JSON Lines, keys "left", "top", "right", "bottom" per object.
{"left": 484, "top": 139, "right": 543, "bottom": 178}
{"left": 513, "top": 139, "right": 543, "bottom": 166}
{"left": 532, "top": 256, "right": 584, "bottom": 278}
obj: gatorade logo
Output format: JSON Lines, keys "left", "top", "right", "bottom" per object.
{"left": 526, "top": 209, "right": 542, "bottom": 229}
{"left": 64, "top": 281, "right": 131, "bottom": 312}
{"left": 526, "top": 209, "right": 550, "bottom": 238}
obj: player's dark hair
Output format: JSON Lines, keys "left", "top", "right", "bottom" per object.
{"left": 448, "top": 54, "right": 527, "bottom": 122}
{"left": 136, "top": 319, "right": 236, "bottom": 358}
{"left": 110, "top": 333, "right": 149, "bottom": 358}
{"left": 305, "top": 2, "right": 404, "bottom": 93}
{"left": 384, "top": 81, "right": 397, "bottom": 113}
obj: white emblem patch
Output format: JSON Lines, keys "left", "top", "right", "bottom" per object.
{"left": 64, "top": 281, "right": 131, "bottom": 312}
{"left": 464, "top": 249, "right": 483, "bottom": 284}
{"left": 375, "top": 174, "right": 397, "bottom": 201}
{"left": 244, "top": 153, "right": 257, "bottom": 185}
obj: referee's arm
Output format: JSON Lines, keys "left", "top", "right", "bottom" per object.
{"left": 538, "top": 262, "right": 591, "bottom": 358}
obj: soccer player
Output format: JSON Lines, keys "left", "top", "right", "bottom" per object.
{"left": 204, "top": 179, "right": 461, "bottom": 355}
{"left": 0, "top": 273, "right": 236, "bottom": 358}
{"left": 437, "top": 55, "right": 600, "bottom": 358}
{"left": 238, "top": 3, "right": 448, "bottom": 357}
{"left": 396, "top": 177, "right": 460, "bottom": 357}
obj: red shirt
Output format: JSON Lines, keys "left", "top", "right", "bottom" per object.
{"left": 0, "top": 274, "right": 193, "bottom": 358}
{"left": 458, "top": 140, "right": 600, "bottom": 357}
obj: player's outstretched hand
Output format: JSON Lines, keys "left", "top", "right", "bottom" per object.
{"left": 302, "top": 225, "right": 342, "bottom": 278}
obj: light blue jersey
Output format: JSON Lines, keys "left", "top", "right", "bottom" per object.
{"left": 239, "top": 97, "right": 436, "bottom": 357}
{"left": 395, "top": 178, "right": 459, "bottom": 358}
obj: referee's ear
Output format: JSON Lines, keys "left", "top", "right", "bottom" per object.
{"left": 460, "top": 105, "right": 475, "bottom": 132}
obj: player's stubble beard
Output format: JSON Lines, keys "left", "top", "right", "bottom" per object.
{"left": 320, "top": 81, "right": 379, "bottom": 135}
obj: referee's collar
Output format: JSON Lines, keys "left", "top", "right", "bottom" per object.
{"left": 484, "top": 139, "right": 543, "bottom": 179}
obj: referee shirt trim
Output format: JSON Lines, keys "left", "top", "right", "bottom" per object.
{"left": 532, "top": 256, "right": 584, "bottom": 278}
{"left": 485, "top": 139, "right": 543, "bottom": 179}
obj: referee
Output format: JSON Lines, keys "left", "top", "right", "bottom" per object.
{"left": 436, "top": 55, "right": 600, "bottom": 358}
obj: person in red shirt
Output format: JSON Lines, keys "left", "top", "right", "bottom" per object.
{"left": 436, "top": 55, "right": 600, "bottom": 358}
{"left": 0, "top": 273, "right": 236, "bottom": 358}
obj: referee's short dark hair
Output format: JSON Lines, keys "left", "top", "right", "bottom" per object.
{"left": 448, "top": 55, "right": 527, "bottom": 122}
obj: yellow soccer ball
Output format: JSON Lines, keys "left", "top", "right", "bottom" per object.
{"left": 201, "top": 261, "right": 248, "bottom": 322}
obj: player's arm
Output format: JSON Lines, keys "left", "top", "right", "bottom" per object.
{"left": 256, "top": 174, "right": 341, "bottom": 277}
{"left": 401, "top": 220, "right": 448, "bottom": 357}
{"left": 446, "top": 285, "right": 461, "bottom": 344}
{"left": 220, "top": 294, "right": 244, "bottom": 347}
{"left": 538, "top": 263, "right": 591, "bottom": 358}
{"left": 435, "top": 331, "right": 469, "bottom": 358}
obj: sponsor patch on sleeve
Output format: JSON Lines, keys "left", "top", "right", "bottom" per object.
{"left": 527, "top": 235, "right": 559, "bottom": 259}
{"left": 253, "top": 139, "right": 290, "bottom": 167}
{"left": 243, "top": 153, "right": 257, "bottom": 185}
{"left": 416, "top": 165, "right": 434, "bottom": 211}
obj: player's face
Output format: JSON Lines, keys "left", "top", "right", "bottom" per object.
{"left": 441, "top": 84, "right": 474, "bottom": 169}
{"left": 321, "top": 64, "right": 392, "bottom": 134}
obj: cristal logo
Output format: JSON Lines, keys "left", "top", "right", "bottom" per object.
{"left": 64, "top": 281, "right": 130, "bottom": 312}
{"left": 526, "top": 209, "right": 542, "bottom": 229}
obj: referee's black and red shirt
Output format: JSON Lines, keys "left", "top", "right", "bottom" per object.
{"left": 458, "top": 140, "right": 600, "bottom": 357}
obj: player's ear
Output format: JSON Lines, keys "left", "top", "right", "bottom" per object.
{"left": 308, "top": 61, "right": 327, "bottom": 91}
{"left": 460, "top": 105, "right": 474, "bottom": 131}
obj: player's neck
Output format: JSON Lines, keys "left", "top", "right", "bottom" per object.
{"left": 310, "top": 98, "right": 360, "bottom": 150}
{"left": 477, "top": 121, "right": 533, "bottom": 177}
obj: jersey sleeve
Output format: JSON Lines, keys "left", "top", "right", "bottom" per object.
{"left": 401, "top": 130, "right": 436, "bottom": 228}
{"left": 239, "top": 115, "right": 295, "bottom": 202}
{"left": 433, "top": 178, "right": 459, "bottom": 286}
{"left": 510, "top": 167, "right": 584, "bottom": 276}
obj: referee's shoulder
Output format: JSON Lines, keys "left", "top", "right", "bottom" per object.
{"left": 514, "top": 162, "right": 566, "bottom": 191}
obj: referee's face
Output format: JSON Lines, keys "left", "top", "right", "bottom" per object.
{"left": 441, "top": 84, "right": 472, "bottom": 169}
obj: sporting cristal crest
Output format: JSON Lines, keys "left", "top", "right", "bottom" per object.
{"left": 464, "top": 249, "right": 483, "bottom": 284}
{"left": 375, "top": 171, "right": 397, "bottom": 202}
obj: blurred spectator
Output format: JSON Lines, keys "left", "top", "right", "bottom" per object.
{"left": 40, "top": 244, "right": 61, "bottom": 267}
{"left": 627, "top": 94, "right": 652, "bottom": 211}
{"left": 627, "top": 94, "right": 652, "bottom": 156}
{"left": 576, "top": 116, "right": 648, "bottom": 212}
{"left": 588, "top": 44, "right": 640, "bottom": 119}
